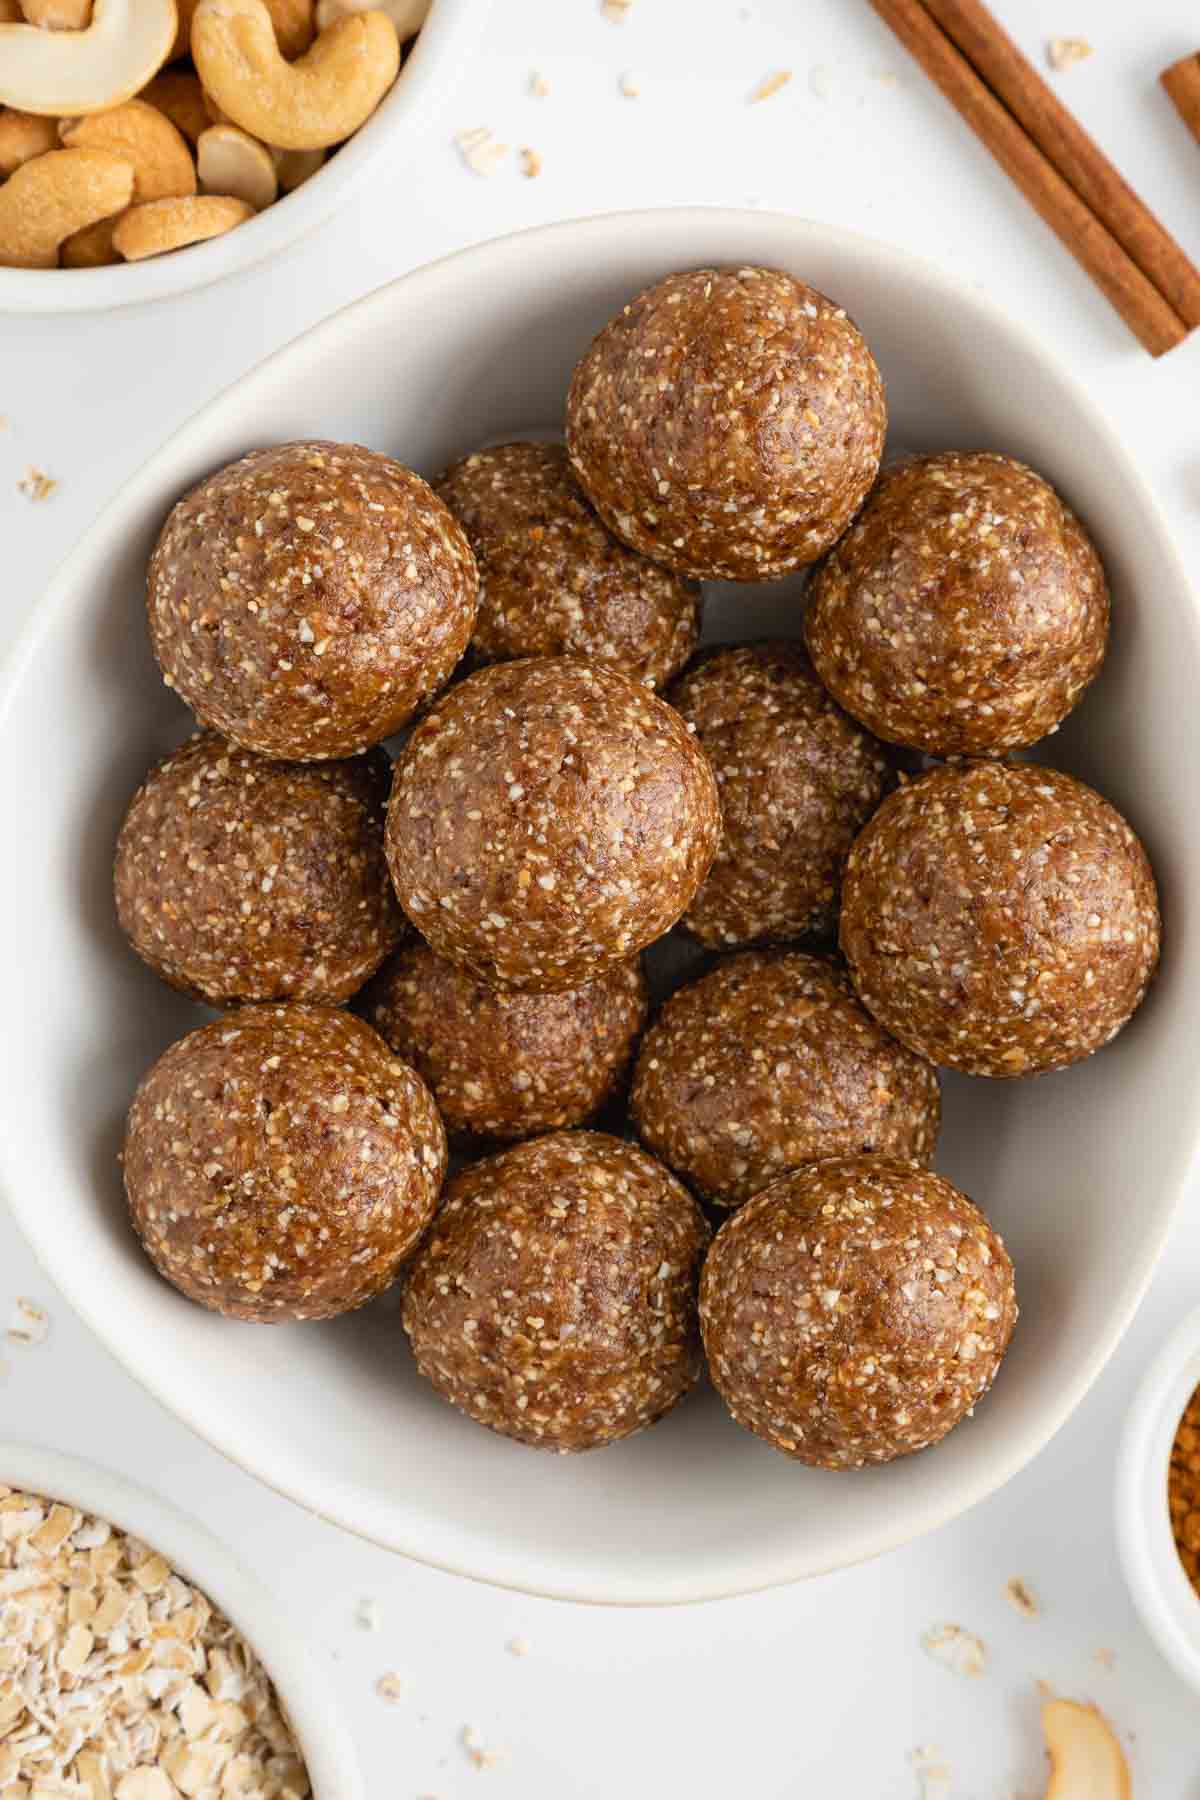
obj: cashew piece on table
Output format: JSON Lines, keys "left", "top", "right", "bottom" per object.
{"left": 140, "top": 69, "right": 209, "bottom": 144}
{"left": 0, "top": 0, "right": 177, "bottom": 117}
{"left": 0, "top": 107, "right": 58, "bottom": 175}
{"left": 0, "top": 145, "right": 132, "bottom": 265}
{"left": 313, "top": 0, "right": 424, "bottom": 40}
{"left": 21, "top": 0, "right": 94, "bottom": 31}
{"left": 112, "top": 191, "right": 251, "bottom": 257}
{"left": 196, "top": 122, "right": 275, "bottom": 208}
{"left": 1041, "top": 1700, "right": 1130, "bottom": 1800}
{"left": 192, "top": 0, "right": 398, "bottom": 149}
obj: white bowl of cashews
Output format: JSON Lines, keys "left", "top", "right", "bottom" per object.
{"left": 0, "top": 0, "right": 486, "bottom": 310}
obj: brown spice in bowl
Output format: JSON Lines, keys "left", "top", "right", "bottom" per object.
{"left": 1168, "top": 1384, "right": 1200, "bottom": 1587}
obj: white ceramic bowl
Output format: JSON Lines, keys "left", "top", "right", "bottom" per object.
{"left": 3, "top": 210, "right": 1199, "bottom": 1604}
{"left": 0, "top": 1439, "right": 362, "bottom": 1795}
{"left": 1116, "top": 1308, "right": 1200, "bottom": 1693}
{"left": 0, "top": 0, "right": 486, "bottom": 315}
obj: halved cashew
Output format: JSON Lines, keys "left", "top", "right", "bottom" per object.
{"left": 111, "top": 190, "right": 251, "bottom": 257}
{"left": 196, "top": 122, "right": 275, "bottom": 207}
{"left": 60, "top": 211, "right": 119, "bottom": 263}
{"left": 314, "top": 0, "right": 423, "bottom": 40}
{"left": 61, "top": 98, "right": 194, "bottom": 198}
{"left": 272, "top": 142, "right": 321, "bottom": 189}
{"left": 0, "top": 146, "right": 132, "bottom": 266}
{"left": 0, "top": 107, "right": 59, "bottom": 175}
{"left": 141, "top": 70, "right": 209, "bottom": 144}
{"left": 1042, "top": 1700, "right": 1130, "bottom": 1800}
{"left": 20, "top": 0, "right": 94, "bottom": 30}
{"left": 192, "top": 0, "right": 398, "bottom": 149}
{"left": 0, "top": 0, "right": 178, "bottom": 118}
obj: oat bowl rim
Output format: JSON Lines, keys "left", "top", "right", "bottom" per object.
{"left": 3, "top": 208, "right": 1199, "bottom": 1604}
{"left": 0, "top": 1437, "right": 364, "bottom": 1794}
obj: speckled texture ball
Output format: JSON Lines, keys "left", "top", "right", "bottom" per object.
{"left": 668, "top": 643, "right": 895, "bottom": 947}
{"left": 565, "top": 265, "right": 887, "bottom": 581}
{"left": 363, "top": 939, "right": 648, "bottom": 1140}
{"left": 386, "top": 658, "right": 721, "bottom": 991}
{"left": 114, "top": 733, "right": 405, "bottom": 1007}
{"left": 630, "top": 952, "right": 940, "bottom": 1209}
{"left": 700, "top": 1157, "right": 1017, "bottom": 1468}
{"left": 840, "top": 761, "right": 1161, "bottom": 1077}
{"left": 401, "top": 1130, "right": 711, "bottom": 1451}
{"left": 146, "top": 441, "right": 479, "bottom": 759}
{"left": 124, "top": 1005, "right": 447, "bottom": 1322}
{"left": 805, "top": 452, "right": 1109, "bottom": 755}
{"left": 436, "top": 441, "right": 702, "bottom": 690}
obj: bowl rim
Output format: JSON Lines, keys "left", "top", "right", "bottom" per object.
{"left": 0, "top": 0, "right": 489, "bottom": 317}
{"left": 4, "top": 208, "right": 1200, "bottom": 1604}
{"left": 0, "top": 1438, "right": 364, "bottom": 1795}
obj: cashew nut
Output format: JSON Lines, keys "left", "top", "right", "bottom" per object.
{"left": 192, "top": 0, "right": 398, "bottom": 150}
{"left": 0, "top": 145, "right": 132, "bottom": 266}
{"left": 1042, "top": 1700, "right": 1130, "bottom": 1800}
{"left": 61, "top": 98, "right": 194, "bottom": 198}
{"left": 140, "top": 69, "right": 209, "bottom": 144}
{"left": 0, "top": 107, "right": 59, "bottom": 175}
{"left": 111, "top": 190, "right": 251, "bottom": 256}
{"left": 21, "top": 0, "right": 94, "bottom": 30}
{"left": 196, "top": 122, "right": 275, "bottom": 207}
{"left": 0, "top": 0, "right": 177, "bottom": 118}
{"left": 313, "top": 0, "right": 423, "bottom": 40}
{"left": 61, "top": 211, "right": 119, "bottom": 263}
{"left": 0, "top": 0, "right": 23, "bottom": 20}
{"left": 271, "top": 142, "right": 321, "bottom": 189}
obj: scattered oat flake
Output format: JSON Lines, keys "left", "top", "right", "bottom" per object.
{"left": 1047, "top": 36, "right": 1092, "bottom": 71}
{"left": 1005, "top": 1576, "right": 1039, "bottom": 1618}
{"left": 507, "top": 1635, "right": 531, "bottom": 1657}
{"left": 462, "top": 1725, "right": 506, "bottom": 1769}
{"left": 619, "top": 70, "right": 641, "bottom": 97}
{"left": 600, "top": 0, "right": 631, "bottom": 20}
{"left": 456, "top": 126, "right": 509, "bottom": 177}
{"left": 808, "top": 63, "right": 831, "bottom": 99}
{"left": 520, "top": 146, "right": 543, "bottom": 179}
{"left": 7, "top": 1296, "right": 49, "bottom": 1346}
{"left": 376, "top": 1671, "right": 404, "bottom": 1702}
{"left": 920, "top": 1622, "right": 987, "bottom": 1677}
{"left": 1094, "top": 1646, "right": 1116, "bottom": 1670}
{"left": 874, "top": 68, "right": 899, "bottom": 85}
{"left": 529, "top": 70, "right": 550, "bottom": 97}
{"left": 17, "top": 466, "right": 57, "bottom": 502}
{"left": 356, "top": 1596, "right": 380, "bottom": 1631}
{"left": 909, "top": 1746, "right": 952, "bottom": 1800}
{"left": 750, "top": 69, "right": 791, "bottom": 104}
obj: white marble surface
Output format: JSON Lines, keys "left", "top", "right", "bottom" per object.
{"left": 5, "top": 0, "right": 1200, "bottom": 1791}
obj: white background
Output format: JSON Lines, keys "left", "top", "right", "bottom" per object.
{"left": 4, "top": 0, "right": 1200, "bottom": 1792}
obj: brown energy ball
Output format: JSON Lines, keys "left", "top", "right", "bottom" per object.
{"left": 363, "top": 939, "right": 648, "bottom": 1140}
{"left": 114, "top": 733, "right": 405, "bottom": 1007}
{"left": 436, "top": 441, "right": 701, "bottom": 690}
{"left": 565, "top": 265, "right": 886, "bottom": 581}
{"left": 124, "top": 1005, "right": 446, "bottom": 1322}
{"left": 700, "top": 1157, "right": 1017, "bottom": 1468}
{"left": 401, "top": 1130, "right": 710, "bottom": 1451}
{"left": 630, "top": 952, "right": 940, "bottom": 1209}
{"left": 147, "top": 441, "right": 478, "bottom": 759}
{"left": 668, "top": 642, "right": 896, "bottom": 947}
{"left": 386, "top": 658, "right": 721, "bottom": 991}
{"left": 840, "top": 761, "right": 1161, "bottom": 1077}
{"left": 805, "top": 452, "right": 1109, "bottom": 755}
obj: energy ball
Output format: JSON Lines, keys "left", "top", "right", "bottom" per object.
{"left": 700, "top": 1157, "right": 1017, "bottom": 1468}
{"left": 840, "top": 761, "right": 1161, "bottom": 1077}
{"left": 668, "top": 642, "right": 895, "bottom": 946}
{"left": 565, "top": 265, "right": 886, "bottom": 581}
{"left": 386, "top": 658, "right": 721, "bottom": 991}
{"left": 114, "top": 733, "right": 405, "bottom": 1007}
{"left": 147, "top": 440, "right": 478, "bottom": 759}
{"left": 401, "top": 1130, "right": 710, "bottom": 1451}
{"left": 630, "top": 952, "right": 940, "bottom": 1209}
{"left": 124, "top": 1005, "right": 446, "bottom": 1322}
{"left": 436, "top": 440, "right": 701, "bottom": 690}
{"left": 363, "top": 938, "right": 648, "bottom": 1140}
{"left": 805, "top": 452, "right": 1109, "bottom": 755}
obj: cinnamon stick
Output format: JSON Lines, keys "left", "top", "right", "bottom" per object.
{"left": 867, "top": 0, "right": 1191, "bottom": 356}
{"left": 924, "top": 0, "right": 1200, "bottom": 329}
{"left": 1162, "top": 54, "right": 1200, "bottom": 154}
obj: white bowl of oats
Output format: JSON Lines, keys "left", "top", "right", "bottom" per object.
{"left": 0, "top": 1440, "right": 361, "bottom": 1797}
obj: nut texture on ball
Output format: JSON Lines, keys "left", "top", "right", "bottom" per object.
{"left": 566, "top": 265, "right": 886, "bottom": 580}
{"left": 386, "top": 658, "right": 721, "bottom": 990}
{"left": 147, "top": 440, "right": 478, "bottom": 759}
{"left": 115, "top": 733, "right": 405, "bottom": 1006}
{"left": 840, "top": 761, "right": 1161, "bottom": 1076}
{"left": 805, "top": 452, "right": 1109, "bottom": 755}
{"left": 700, "top": 1157, "right": 1017, "bottom": 1468}
{"left": 124, "top": 1005, "right": 447, "bottom": 1322}
{"left": 401, "top": 1130, "right": 711, "bottom": 1451}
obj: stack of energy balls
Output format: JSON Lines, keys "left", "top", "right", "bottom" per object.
{"left": 115, "top": 265, "right": 1159, "bottom": 1474}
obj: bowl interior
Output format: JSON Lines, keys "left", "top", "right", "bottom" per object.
{"left": 3, "top": 211, "right": 1199, "bottom": 1603}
